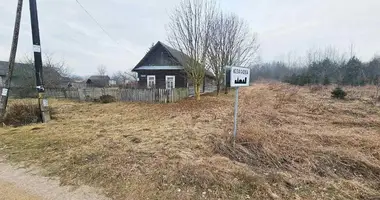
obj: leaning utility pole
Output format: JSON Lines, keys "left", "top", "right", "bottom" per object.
{"left": 29, "top": 0, "right": 50, "bottom": 122}
{"left": 0, "top": 0, "right": 24, "bottom": 120}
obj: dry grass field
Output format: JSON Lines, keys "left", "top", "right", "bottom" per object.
{"left": 1, "top": 83, "right": 380, "bottom": 199}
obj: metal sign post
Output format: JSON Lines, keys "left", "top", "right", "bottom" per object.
{"left": 233, "top": 87, "right": 239, "bottom": 146}
{"left": 226, "top": 66, "right": 250, "bottom": 146}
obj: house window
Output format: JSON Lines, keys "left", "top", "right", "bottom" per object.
{"left": 166, "top": 76, "right": 175, "bottom": 89}
{"left": 147, "top": 75, "right": 155, "bottom": 88}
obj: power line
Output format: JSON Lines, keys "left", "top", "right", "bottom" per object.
{"left": 74, "top": 0, "right": 131, "bottom": 53}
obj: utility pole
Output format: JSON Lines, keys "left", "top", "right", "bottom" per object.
{"left": 29, "top": 0, "right": 50, "bottom": 122}
{"left": 0, "top": 0, "right": 24, "bottom": 120}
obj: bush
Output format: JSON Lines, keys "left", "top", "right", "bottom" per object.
{"left": 99, "top": 95, "right": 116, "bottom": 104}
{"left": 3, "top": 102, "right": 42, "bottom": 126}
{"left": 85, "top": 95, "right": 93, "bottom": 102}
{"left": 284, "top": 74, "right": 312, "bottom": 86}
{"left": 331, "top": 87, "right": 347, "bottom": 99}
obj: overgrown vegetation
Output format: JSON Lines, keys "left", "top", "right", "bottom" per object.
{"left": 1, "top": 84, "right": 379, "bottom": 199}
{"left": 1, "top": 100, "right": 57, "bottom": 126}
{"left": 99, "top": 95, "right": 116, "bottom": 104}
{"left": 331, "top": 87, "right": 347, "bottom": 99}
{"left": 2, "top": 101, "right": 41, "bottom": 126}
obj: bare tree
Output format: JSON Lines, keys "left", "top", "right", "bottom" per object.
{"left": 112, "top": 71, "right": 127, "bottom": 86}
{"left": 97, "top": 65, "right": 107, "bottom": 76}
{"left": 21, "top": 53, "right": 70, "bottom": 88}
{"left": 167, "top": 0, "right": 216, "bottom": 100}
{"left": 126, "top": 71, "right": 138, "bottom": 82}
{"left": 207, "top": 12, "right": 259, "bottom": 95}
{"left": 112, "top": 71, "right": 138, "bottom": 87}
{"left": 44, "top": 53, "right": 70, "bottom": 77}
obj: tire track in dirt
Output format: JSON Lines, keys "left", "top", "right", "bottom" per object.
{"left": 0, "top": 157, "right": 110, "bottom": 200}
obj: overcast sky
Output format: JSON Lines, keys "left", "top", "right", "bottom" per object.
{"left": 0, "top": 0, "right": 379, "bottom": 76}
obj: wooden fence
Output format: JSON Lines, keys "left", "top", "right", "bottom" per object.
{"left": 8, "top": 87, "right": 80, "bottom": 99}
{"left": 43, "top": 87, "right": 189, "bottom": 103}
{"left": 120, "top": 88, "right": 188, "bottom": 103}
{"left": 45, "top": 88, "right": 80, "bottom": 99}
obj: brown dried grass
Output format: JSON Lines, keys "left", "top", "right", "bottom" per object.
{"left": 2, "top": 101, "right": 41, "bottom": 126}
{"left": 0, "top": 84, "right": 380, "bottom": 199}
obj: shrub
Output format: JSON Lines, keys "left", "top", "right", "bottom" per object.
{"left": 99, "top": 95, "right": 116, "bottom": 104}
{"left": 284, "top": 74, "right": 312, "bottom": 86}
{"left": 331, "top": 87, "right": 347, "bottom": 99}
{"left": 85, "top": 95, "right": 93, "bottom": 102}
{"left": 3, "top": 102, "right": 42, "bottom": 126}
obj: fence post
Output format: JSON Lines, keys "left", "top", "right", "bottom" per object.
{"left": 63, "top": 88, "right": 67, "bottom": 98}
{"left": 172, "top": 89, "right": 174, "bottom": 102}
{"left": 84, "top": 89, "right": 88, "bottom": 101}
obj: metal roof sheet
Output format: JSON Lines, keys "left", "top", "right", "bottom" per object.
{"left": 135, "top": 66, "right": 183, "bottom": 70}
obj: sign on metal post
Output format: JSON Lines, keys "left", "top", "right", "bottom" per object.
{"left": 230, "top": 67, "right": 250, "bottom": 87}
{"left": 226, "top": 66, "right": 250, "bottom": 146}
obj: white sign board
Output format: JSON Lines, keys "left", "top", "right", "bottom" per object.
{"left": 42, "top": 99, "right": 49, "bottom": 107}
{"left": 33, "top": 45, "right": 41, "bottom": 53}
{"left": 1, "top": 88, "right": 8, "bottom": 96}
{"left": 230, "top": 66, "right": 250, "bottom": 87}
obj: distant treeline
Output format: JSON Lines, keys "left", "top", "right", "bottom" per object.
{"left": 250, "top": 48, "right": 380, "bottom": 86}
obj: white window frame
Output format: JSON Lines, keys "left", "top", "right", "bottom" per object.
{"left": 147, "top": 75, "right": 156, "bottom": 88}
{"left": 165, "top": 75, "right": 175, "bottom": 89}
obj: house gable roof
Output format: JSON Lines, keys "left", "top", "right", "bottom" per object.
{"left": 0, "top": 61, "right": 62, "bottom": 78}
{"left": 132, "top": 41, "right": 181, "bottom": 71}
{"left": 86, "top": 75, "right": 110, "bottom": 87}
{"left": 132, "top": 41, "right": 215, "bottom": 78}
{"left": 0, "top": 60, "right": 72, "bottom": 88}
{"left": 88, "top": 75, "right": 110, "bottom": 80}
{"left": 160, "top": 42, "right": 191, "bottom": 67}
{"left": 0, "top": 61, "right": 31, "bottom": 76}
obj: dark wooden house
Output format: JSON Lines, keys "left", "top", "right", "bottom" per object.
{"left": 0, "top": 60, "right": 70, "bottom": 88}
{"left": 86, "top": 75, "right": 110, "bottom": 88}
{"left": 132, "top": 41, "right": 215, "bottom": 91}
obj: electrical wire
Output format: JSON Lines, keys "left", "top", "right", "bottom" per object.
{"left": 74, "top": 0, "right": 131, "bottom": 53}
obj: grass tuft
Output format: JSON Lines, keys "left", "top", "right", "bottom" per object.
{"left": 2, "top": 101, "right": 41, "bottom": 126}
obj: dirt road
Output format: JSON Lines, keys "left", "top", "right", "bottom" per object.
{"left": 0, "top": 181, "right": 41, "bottom": 200}
{"left": 0, "top": 157, "right": 110, "bottom": 200}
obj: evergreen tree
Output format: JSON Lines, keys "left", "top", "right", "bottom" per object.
{"left": 367, "top": 57, "right": 380, "bottom": 84}
{"left": 342, "top": 57, "right": 363, "bottom": 86}
{"left": 252, "top": 51, "right": 380, "bottom": 87}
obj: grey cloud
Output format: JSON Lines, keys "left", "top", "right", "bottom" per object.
{"left": 0, "top": 0, "right": 379, "bottom": 76}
